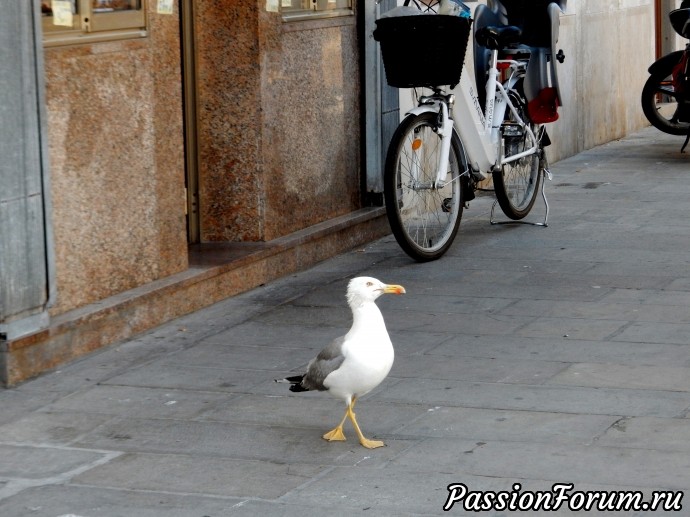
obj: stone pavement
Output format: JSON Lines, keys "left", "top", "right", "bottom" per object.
{"left": 1, "top": 126, "right": 690, "bottom": 516}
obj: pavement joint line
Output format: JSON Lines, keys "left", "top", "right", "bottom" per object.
{"left": 66, "top": 482, "right": 263, "bottom": 502}
{"left": 590, "top": 416, "right": 630, "bottom": 445}
{"left": 601, "top": 319, "right": 639, "bottom": 341}
{"left": 275, "top": 464, "right": 339, "bottom": 502}
{"left": 0, "top": 448, "right": 122, "bottom": 503}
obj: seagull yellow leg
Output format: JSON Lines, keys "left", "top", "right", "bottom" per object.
{"left": 346, "top": 399, "right": 385, "bottom": 449}
{"left": 322, "top": 410, "right": 348, "bottom": 442}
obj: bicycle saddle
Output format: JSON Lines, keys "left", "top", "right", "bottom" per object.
{"left": 475, "top": 25, "right": 523, "bottom": 50}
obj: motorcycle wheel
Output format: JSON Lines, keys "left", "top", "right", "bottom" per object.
{"left": 641, "top": 61, "right": 690, "bottom": 136}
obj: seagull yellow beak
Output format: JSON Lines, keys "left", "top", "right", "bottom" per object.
{"left": 383, "top": 284, "right": 406, "bottom": 295}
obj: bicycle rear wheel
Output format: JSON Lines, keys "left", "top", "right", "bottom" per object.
{"left": 492, "top": 93, "right": 543, "bottom": 220}
{"left": 384, "top": 112, "right": 467, "bottom": 261}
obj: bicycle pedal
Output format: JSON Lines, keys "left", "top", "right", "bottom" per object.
{"left": 461, "top": 176, "right": 475, "bottom": 202}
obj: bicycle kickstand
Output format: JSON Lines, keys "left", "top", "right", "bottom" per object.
{"left": 490, "top": 163, "right": 552, "bottom": 227}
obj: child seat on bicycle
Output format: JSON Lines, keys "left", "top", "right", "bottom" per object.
{"left": 472, "top": 0, "right": 566, "bottom": 124}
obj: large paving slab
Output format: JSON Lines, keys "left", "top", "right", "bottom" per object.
{"left": 427, "top": 334, "right": 690, "bottom": 366}
{"left": 70, "top": 452, "right": 329, "bottom": 499}
{"left": 394, "top": 406, "right": 619, "bottom": 445}
{"left": 377, "top": 378, "right": 690, "bottom": 417}
{"left": 546, "top": 363, "right": 690, "bottom": 391}
{"left": 596, "top": 416, "right": 690, "bottom": 451}
{"left": 0, "top": 444, "right": 110, "bottom": 480}
{"left": 0, "top": 486, "right": 244, "bottom": 517}
{"left": 71, "top": 417, "right": 417, "bottom": 466}
{"left": 389, "top": 439, "right": 690, "bottom": 490}
{"left": 0, "top": 411, "right": 112, "bottom": 446}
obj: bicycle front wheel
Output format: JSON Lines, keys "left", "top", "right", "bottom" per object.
{"left": 384, "top": 112, "right": 466, "bottom": 261}
{"left": 493, "top": 97, "right": 543, "bottom": 220}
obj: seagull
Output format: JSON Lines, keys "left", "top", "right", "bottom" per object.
{"left": 276, "top": 276, "right": 405, "bottom": 449}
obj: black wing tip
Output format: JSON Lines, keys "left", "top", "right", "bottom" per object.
{"left": 289, "top": 384, "right": 309, "bottom": 393}
{"left": 276, "top": 374, "right": 310, "bottom": 392}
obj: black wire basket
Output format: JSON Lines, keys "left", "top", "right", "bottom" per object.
{"left": 373, "top": 15, "right": 472, "bottom": 89}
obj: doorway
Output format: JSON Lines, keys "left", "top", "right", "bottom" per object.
{"left": 181, "top": 0, "right": 200, "bottom": 243}
{"left": 362, "top": 0, "right": 399, "bottom": 202}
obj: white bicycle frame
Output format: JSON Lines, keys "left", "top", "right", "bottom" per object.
{"left": 405, "top": 48, "right": 539, "bottom": 187}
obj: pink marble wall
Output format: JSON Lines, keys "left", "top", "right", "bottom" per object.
{"left": 44, "top": 6, "right": 188, "bottom": 315}
{"left": 195, "top": 2, "right": 361, "bottom": 242}
{"left": 260, "top": 14, "right": 361, "bottom": 241}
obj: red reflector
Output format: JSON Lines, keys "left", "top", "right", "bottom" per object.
{"left": 528, "top": 87, "right": 560, "bottom": 124}
{"left": 496, "top": 62, "right": 511, "bottom": 71}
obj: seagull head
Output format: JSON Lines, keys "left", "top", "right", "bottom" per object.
{"left": 346, "top": 276, "right": 406, "bottom": 307}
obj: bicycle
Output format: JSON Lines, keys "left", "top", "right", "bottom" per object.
{"left": 374, "top": 0, "right": 566, "bottom": 261}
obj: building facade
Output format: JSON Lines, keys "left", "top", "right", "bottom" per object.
{"left": 0, "top": 0, "right": 674, "bottom": 386}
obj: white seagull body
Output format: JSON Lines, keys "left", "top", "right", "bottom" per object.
{"left": 276, "top": 276, "right": 405, "bottom": 448}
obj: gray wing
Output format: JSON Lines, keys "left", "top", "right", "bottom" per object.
{"left": 300, "top": 335, "right": 346, "bottom": 391}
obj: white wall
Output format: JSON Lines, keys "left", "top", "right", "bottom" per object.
{"left": 548, "top": 0, "right": 655, "bottom": 161}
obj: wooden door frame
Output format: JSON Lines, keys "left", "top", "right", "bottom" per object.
{"left": 181, "top": 0, "right": 200, "bottom": 243}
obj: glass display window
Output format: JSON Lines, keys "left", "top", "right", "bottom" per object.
{"left": 42, "top": 0, "right": 147, "bottom": 46}
{"left": 281, "top": 0, "right": 353, "bottom": 21}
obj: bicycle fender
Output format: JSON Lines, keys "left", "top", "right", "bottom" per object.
{"left": 648, "top": 51, "right": 685, "bottom": 75}
{"left": 404, "top": 104, "right": 443, "bottom": 118}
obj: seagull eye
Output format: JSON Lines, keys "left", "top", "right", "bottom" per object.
{"left": 366, "top": 281, "right": 373, "bottom": 287}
